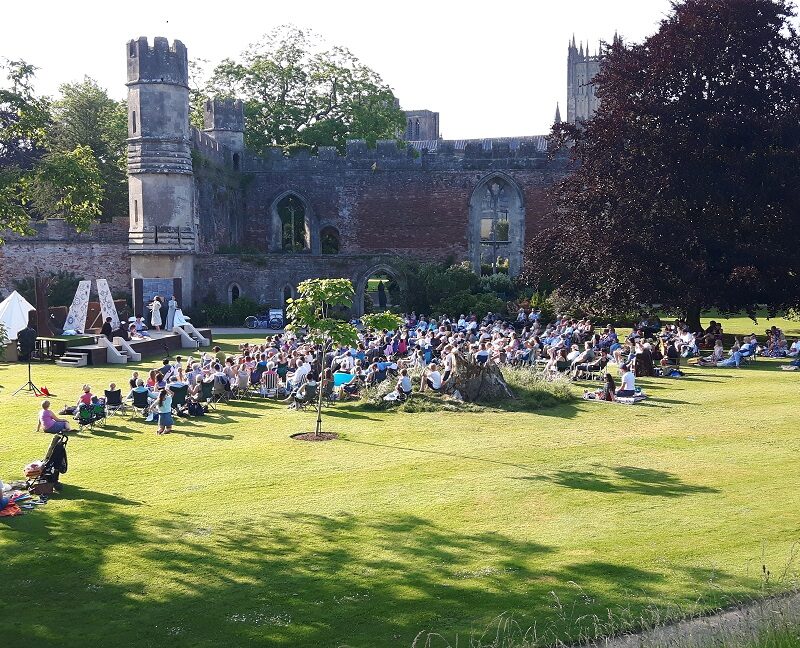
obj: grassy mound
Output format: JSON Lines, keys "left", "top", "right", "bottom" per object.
{"left": 355, "top": 365, "right": 576, "bottom": 413}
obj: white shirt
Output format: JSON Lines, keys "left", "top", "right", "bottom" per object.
{"left": 292, "top": 363, "right": 311, "bottom": 384}
{"left": 428, "top": 370, "right": 442, "bottom": 389}
{"left": 621, "top": 371, "right": 635, "bottom": 392}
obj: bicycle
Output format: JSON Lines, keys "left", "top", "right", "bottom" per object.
{"left": 244, "top": 313, "right": 284, "bottom": 329}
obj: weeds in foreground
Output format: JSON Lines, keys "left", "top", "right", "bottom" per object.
{"left": 410, "top": 547, "right": 800, "bottom": 648}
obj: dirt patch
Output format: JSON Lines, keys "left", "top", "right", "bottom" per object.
{"left": 290, "top": 432, "right": 338, "bottom": 442}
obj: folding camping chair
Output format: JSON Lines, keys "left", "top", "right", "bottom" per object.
{"left": 200, "top": 379, "right": 216, "bottom": 410}
{"left": 104, "top": 389, "right": 127, "bottom": 417}
{"left": 170, "top": 384, "right": 188, "bottom": 414}
{"left": 129, "top": 389, "right": 152, "bottom": 417}
{"left": 260, "top": 372, "right": 280, "bottom": 399}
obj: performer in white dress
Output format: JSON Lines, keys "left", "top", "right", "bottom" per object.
{"left": 173, "top": 308, "right": 189, "bottom": 327}
{"left": 166, "top": 295, "right": 178, "bottom": 330}
{"left": 149, "top": 296, "right": 163, "bottom": 331}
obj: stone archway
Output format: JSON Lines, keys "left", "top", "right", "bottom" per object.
{"left": 353, "top": 262, "right": 406, "bottom": 316}
{"left": 468, "top": 172, "right": 525, "bottom": 277}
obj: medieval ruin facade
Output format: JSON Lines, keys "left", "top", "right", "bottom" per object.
{"left": 0, "top": 36, "right": 606, "bottom": 316}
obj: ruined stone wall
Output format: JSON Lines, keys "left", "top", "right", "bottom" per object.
{"left": 238, "top": 140, "right": 570, "bottom": 261}
{"left": 0, "top": 218, "right": 131, "bottom": 298}
{"left": 194, "top": 252, "right": 401, "bottom": 314}
{"left": 192, "top": 151, "right": 244, "bottom": 254}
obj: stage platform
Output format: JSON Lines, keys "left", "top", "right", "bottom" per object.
{"left": 67, "top": 328, "right": 213, "bottom": 366}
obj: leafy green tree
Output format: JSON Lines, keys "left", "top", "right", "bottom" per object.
{"left": 361, "top": 311, "right": 403, "bottom": 332}
{"left": 205, "top": 26, "right": 405, "bottom": 154}
{"left": 0, "top": 60, "right": 103, "bottom": 241}
{"left": 50, "top": 78, "right": 127, "bottom": 221}
{"left": 286, "top": 278, "right": 359, "bottom": 438}
{"left": 525, "top": 0, "right": 800, "bottom": 330}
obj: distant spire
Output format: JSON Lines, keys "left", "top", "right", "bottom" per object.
{"left": 554, "top": 102, "right": 562, "bottom": 124}
{"left": 579, "top": 41, "right": 584, "bottom": 56}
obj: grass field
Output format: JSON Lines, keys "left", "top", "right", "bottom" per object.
{"left": 1, "top": 320, "right": 799, "bottom": 648}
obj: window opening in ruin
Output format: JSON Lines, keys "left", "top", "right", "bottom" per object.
{"left": 229, "top": 284, "right": 241, "bottom": 304}
{"left": 362, "top": 271, "right": 397, "bottom": 314}
{"left": 282, "top": 285, "right": 293, "bottom": 314}
{"left": 480, "top": 181, "right": 511, "bottom": 274}
{"left": 132, "top": 111, "right": 137, "bottom": 134}
{"left": 233, "top": 153, "right": 240, "bottom": 170}
{"left": 321, "top": 226, "right": 340, "bottom": 255}
{"left": 134, "top": 199, "right": 139, "bottom": 224}
{"left": 277, "top": 194, "right": 308, "bottom": 252}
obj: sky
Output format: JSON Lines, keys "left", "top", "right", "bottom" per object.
{"left": 1, "top": 0, "right": 674, "bottom": 139}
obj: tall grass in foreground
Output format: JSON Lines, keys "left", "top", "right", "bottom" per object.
{"left": 410, "top": 556, "right": 800, "bottom": 648}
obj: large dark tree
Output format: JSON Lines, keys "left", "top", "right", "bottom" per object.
{"left": 524, "top": 0, "right": 800, "bottom": 330}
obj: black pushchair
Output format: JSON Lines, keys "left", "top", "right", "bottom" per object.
{"left": 25, "top": 434, "right": 68, "bottom": 495}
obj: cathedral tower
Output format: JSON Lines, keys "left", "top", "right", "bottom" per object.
{"left": 566, "top": 36, "right": 602, "bottom": 124}
{"left": 126, "top": 36, "right": 196, "bottom": 306}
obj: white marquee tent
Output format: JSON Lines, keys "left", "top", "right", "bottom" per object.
{"left": 0, "top": 290, "right": 35, "bottom": 340}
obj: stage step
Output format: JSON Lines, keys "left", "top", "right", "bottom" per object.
{"left": 55, "top": 351, "right": 88, "bottom": 368}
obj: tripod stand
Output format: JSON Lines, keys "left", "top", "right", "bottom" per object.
{"left": 14, "top": 357, "right": 43, "bottom": 396}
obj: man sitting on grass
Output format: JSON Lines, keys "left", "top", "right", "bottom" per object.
{"left": 420, "top": 363, "right": 443, "bottom": 393}
{"left": 616, "top": 364, "right": 636, "bottom": 398}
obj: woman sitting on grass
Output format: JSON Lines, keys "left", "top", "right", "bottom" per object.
{"left": 584, "top": 373, "right": 616, "bottom": 401}
{"left": 695, "top": 340, "right": 725, "bottom": 366}
{"left": 36, "top": 400, "right": 71, "bottom": 434}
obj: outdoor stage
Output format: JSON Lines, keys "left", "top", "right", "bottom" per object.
{"left": 62, "top": 328, "right": 213, "bottom": 366}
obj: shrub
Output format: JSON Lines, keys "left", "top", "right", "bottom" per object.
{"left": 528, "top": 290, "right": 555, "bottom": 324}
{"left": 434, "top": 291, "right": 505, "bottom": 319}
{"left": 186, "top": 297, "right": 266, "bottom": 326}
{"left": 13, "top": 270, "right": 81, "bottom": 308}
{"left": 478, "top": 273, "right": 516, "bottom": 299}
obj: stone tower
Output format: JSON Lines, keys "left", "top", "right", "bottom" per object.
{"left": 126, "top": 36, "right": 196, "bottom": 305}
{"left": 404, "top": 109, "right": 440, "bottom": 141}
{"left": 203, "top": 98, "right": 245, "bottom": 154}
{"left": 566, "top": 36, "right": 601, "bottom": 124}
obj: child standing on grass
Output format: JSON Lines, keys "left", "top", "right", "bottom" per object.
{"left": 154, "top": 388, "right": 173, "bottom": 436}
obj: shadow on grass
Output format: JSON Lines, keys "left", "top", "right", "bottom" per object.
{"left": 342, "top": 437, "right": 538, "bottom": 470}
{"left": 519, "top": 465, "right": 719, "bottom": 498}
{"left": 0, "top": 497, "right": 755, "bottom": 648}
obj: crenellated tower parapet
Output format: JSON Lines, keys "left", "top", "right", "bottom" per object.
{"left": 126, "top": 36, "right": 196, "bottom": 304}
{"left": 203, "top": 98, "right": 245, "bottom": 153}
{"left": 241, "top": 136, "right": 559, "bottom": 173}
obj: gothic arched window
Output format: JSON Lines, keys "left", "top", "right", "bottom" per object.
{"left": 321, "top": 226, "right": 340, "bottom": 254}
{"left": 276, "top": 194, "right": 308, "bottom": 252}
{"left": 469, "top": 175, "right": 525, "bottom": 277}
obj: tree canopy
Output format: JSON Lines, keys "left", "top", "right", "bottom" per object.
{"left": 0, "top": 60, "right": 104, "bottom": 241}
{"left": 523, "top": 0, "right": 800, "bottom": 329}
{"left": 204, "top": 26, "right": 406, "bottom": 154}
{"left": 50, "top": 77, "right": 127, "bottom": 221}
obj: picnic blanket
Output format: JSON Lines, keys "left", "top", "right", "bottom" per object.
{"left": 582, "top": 392, "right": 649, "bottom": 405}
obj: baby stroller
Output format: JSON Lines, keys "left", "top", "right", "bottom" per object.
{"left": 25, "top": 434, "right": 68, "bottom": 495}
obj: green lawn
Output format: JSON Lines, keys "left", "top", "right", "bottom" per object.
{"left": 1, "top": 326, "right": 799, "bottom": 647}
